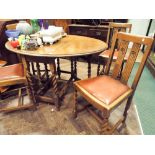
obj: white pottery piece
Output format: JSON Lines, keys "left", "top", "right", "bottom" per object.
{"left": 16, "top": 21, "right": 32, "bottom": 35}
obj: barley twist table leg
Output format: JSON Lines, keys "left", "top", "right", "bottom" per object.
{"left": 26, "top": 62, "right": 37, "bottom": 105}
{"left": 50, "top": 61, "right": 60, "bottom": 111}
{"left": 57, "top": 58, "right": 61, "bottom": 79}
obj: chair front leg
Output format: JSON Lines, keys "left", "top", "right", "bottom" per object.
{"left": 122, "top": 95, "right": 134, "bottom": 124}
{"left": 100, "top": 110, "right": 111, "bottom": 134}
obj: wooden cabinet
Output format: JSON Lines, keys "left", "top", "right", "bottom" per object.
{"left": 68, "top": 24, "right": 109, "bottom": 42}
{"left": 68, "top": 19, "right": 128, "bottom": 41}
{"left": 68, "top": 20, "right": 128, "bottom": 63}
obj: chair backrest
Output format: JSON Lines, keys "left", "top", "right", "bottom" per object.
{"left": 105, "top": 32, "right": 154, "bottom": 92}
{"left": 106, "top": 22, "right": 132, "bottom": 48}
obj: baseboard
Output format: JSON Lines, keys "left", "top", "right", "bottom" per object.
{"left": 134, "top": 104, "right": 144, "bottom": 135}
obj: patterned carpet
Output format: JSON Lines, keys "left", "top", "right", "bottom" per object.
{"left": 0, "top": 60, "right": 142, "bottom": 135}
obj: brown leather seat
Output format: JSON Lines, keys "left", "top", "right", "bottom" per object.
{"left": 99, "top": 49, "right": 128, "bottom": 60}
{"left": 0, "top": 60, "right": 8, "bottom": 93}
{"left": 0, "top": 63, "right": 24, "bottom": 80}
{"left": 0, "top": 63, "right": 25, "bottom": 86}
{"left": 75, "top": 75, "right": 132, "bottom": 105}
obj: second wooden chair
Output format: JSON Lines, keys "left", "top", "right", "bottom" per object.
{"left": 97, "top": 22, "right": 132, "bottom": 75}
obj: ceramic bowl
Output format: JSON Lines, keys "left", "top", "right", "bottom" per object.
{"left": 5, "top": 30, "right": 21, "bottom": 38}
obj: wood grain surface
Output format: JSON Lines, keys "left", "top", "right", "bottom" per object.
{"left": 5, "top": 35, "right": 107, "bottom": 58}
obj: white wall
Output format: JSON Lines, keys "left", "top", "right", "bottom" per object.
{"left": 128, "top": 19, "right": 150, "bottom": 36}
{"left": 149, "top": 19, "right": 155, "bottom": 36}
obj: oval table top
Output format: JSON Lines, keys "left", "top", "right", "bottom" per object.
{"left": 5, "top": 35, "right": 107, "bottom": 58}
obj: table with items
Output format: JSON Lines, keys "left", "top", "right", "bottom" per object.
{"left": 5, "top": 21, "right": 107, "bottom": 110}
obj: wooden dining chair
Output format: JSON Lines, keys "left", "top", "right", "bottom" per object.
{"left": 0, "top": 22, "right": 17, "bottom": 97}
{"left": 0, "top": 59, "right": 8, "bottom": 94}
{"left": 73, "top": 32, "right": 153, "bottom": 134}
{"left": 0, "top": 62, "right": 36, "bottom": 113}
{"left": 0, "top": 23, "right": 35, "bottom": 113}
{"left": 97, "top": 22, "right": 132, "bottom": 75}
{"left": 0, "top": 60, "right": 8, "bottom": 95}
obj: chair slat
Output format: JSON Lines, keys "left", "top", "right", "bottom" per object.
{"left": 104, "top": 31, "right": 118, "bottom": 75}
{"left": 132, "top": 45, "right": 152, "bottom": 90}
{"left": 121, "top": 43, "right": 141, "bottom": 84}
{"left": 112, "top": 40, "right": 129, "bottom": 79}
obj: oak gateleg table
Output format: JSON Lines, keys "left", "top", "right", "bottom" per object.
{"left": 5, "top": 35, "right": 107, "bottom": 110}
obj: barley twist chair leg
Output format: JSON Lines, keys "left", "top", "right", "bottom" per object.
{"left": 115, "top": 96, "right": 134, "bottom": 133}
{"left": 122, "top": 95, "right": 133, "bottom": 124}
